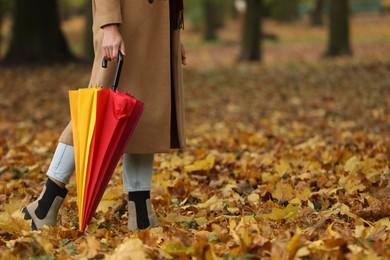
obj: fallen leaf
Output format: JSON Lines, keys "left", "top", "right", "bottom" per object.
{"left": 185, "top": 156, "right": 215, "bottom": 173}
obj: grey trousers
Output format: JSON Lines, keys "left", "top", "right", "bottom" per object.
{"left": 47, "top": 142, "right": 153, "bottom": 192}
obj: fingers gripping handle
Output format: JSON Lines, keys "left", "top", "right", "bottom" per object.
{"left": 102, "top": 51, "right": 124, "bottom": 92}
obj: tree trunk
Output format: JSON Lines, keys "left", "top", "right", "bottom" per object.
{"left": 326, "top": 0, "right": 352, "bottom": 56}
{"left": 310, "top": 0, "right": 324, "bottom": 27}
{"left": 0, "top": 0, "right": 11, "bottom": 58}
{"left": 203, "top": 0, "right": 219, "bottom": 41}
{"left": 84, "top": 0, "right": 94, "bottom": 63}
{"left": 0, "top": 5, "right": 4, "bottom": 57}
{"left": 239, "top": 0, "right": 262, "bottom": 62}
{"left": 4, "top": 0, "right": 75, "bottom": 65}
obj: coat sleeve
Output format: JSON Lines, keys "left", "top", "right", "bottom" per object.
{"left": 94, "top": 0, "right": 122, "bottom": 28}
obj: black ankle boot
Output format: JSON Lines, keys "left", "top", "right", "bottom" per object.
{"left": 23, "top": 178, "right": 68, "bottom": 230}
{"left": 127, "top": 191, "right": 160, "bottom": 231}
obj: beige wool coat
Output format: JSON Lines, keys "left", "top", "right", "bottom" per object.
{"left": 59, "top": 0, "right": 186, "bottom": 154}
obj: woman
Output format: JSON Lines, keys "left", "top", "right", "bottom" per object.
{"left": 23, "top": 0, "right": 186, "bottom": 231}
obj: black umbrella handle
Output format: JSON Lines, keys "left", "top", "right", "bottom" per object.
{"left": 101, "top": 51, "right": 124, "bottom": 92}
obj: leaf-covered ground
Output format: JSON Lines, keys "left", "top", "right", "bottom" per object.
{"left": 1, "top": 15, "right": 390, "bottom": 259}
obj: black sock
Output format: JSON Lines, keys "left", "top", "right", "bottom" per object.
{"left": 128, "top": 191, "right": 150, "bottom": 229}
{"left": 35, "top": 178, "right": 68, "bottom": 219}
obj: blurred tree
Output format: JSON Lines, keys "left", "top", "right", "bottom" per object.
{"left": 0, "top": 0, "right": 10, "bottom": 31}
{"left": 59, "top": 0, "right": 86, "bottom": 20}
{"left": 184, "top": 0, "right": 204, "bottom": 32}
{"left": 0, "top": 0, "right": 12, "bottom": 55}
{"left": 239, "top": 0, "right": 262, "bottom": 62}
{"left": 187, "top": 0, "right": 232, "bottom": 36}
{"left": 59, "top": 0, "right": 72, "bottom": 20}
{"left": 228, "top": 0, "right": 238, "bottom": 19}
{"left": 84, "top": 0, "right": 94, "bottom": 62}
{"left": 215, "top": 0, "right": 229, "bottom": 29}
{"left": 4, "top": 0, "right": 74, "bottom": 64}
{"left": 203, "top": 0, "right": 220, "bottom": 40}
{"left": 326, "top": 0, "right": 351, "bottom": 56}
{"left": 310, "top": 0, "right": 324, "bottom": 26}
{"left": 267, "top": 0, "right": 299, "bottom": 22}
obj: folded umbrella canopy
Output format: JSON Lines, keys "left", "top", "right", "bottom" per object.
{"left": 69, "top": 53, "right": 144, "bottom": 231}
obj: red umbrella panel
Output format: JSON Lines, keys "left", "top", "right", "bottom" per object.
{"left": 82, "top": 89, "right": 144, "bottom": 231}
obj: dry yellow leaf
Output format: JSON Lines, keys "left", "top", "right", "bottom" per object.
{"left": 185, "top": 156, "right": 215, "bottom": 173}
{"left": 247, "top": 193, "right": 260, "bottom": 203}
{"left": 0, "top": 200, "right": 31, "bottom": 233}
{"left": 196, "top": 195, "right": 223, "bottom": 211}
{"left": 287, "top": 228, "right": 302, "bottom": 258}
{"left": 262, "top": 172, "right": 280, "bottom": 184}
{"left": 295, "top": 187, "right": 311, "bottom": 201}
{"left": 102, "top": 186, "right": 123, "bottom": 200}
{"left": 344, "top": 156, "right": 362, "bottom": 173}
{"left": 227, "top": 207, "right": 240, "bottom": 214}
{"left": 326, "top": 223, "right": 341, "bottom": 238}
{"left": 261, "top": 157, "right": 273, "bottom": 165}
{"left": 272, "top": 182, "right": 295, "bottom": 202}
{"left": 275, "top": 160, "right": 291, "bottom": 177}
{"left": 262, "top": 203, "right": 300, "bottom": 220}
{"left": 164, "top": 213, "right": 192, "bottom": 223}
{"left": 106, "top": 238, "right": 149, "bottom": 260}
{"left": 194, "top": 217, "right": 208, "bottom": 226}
{"left": 33, "top": 235, "right": 54, "bottom": 254}
{"left": 97, "top": 199, "right": 119, "bottom": 213}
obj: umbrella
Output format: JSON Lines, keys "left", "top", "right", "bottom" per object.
{"left": 69, "top": 52, "right": 144, "bottom": 231}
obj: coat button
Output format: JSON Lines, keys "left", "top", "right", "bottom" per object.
{"left": 148, "top": 0, "right": 153, "bottom": 3}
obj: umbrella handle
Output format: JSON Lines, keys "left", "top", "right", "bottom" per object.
{"left": 101, "top": 51, "right": 124, "bottom": 92}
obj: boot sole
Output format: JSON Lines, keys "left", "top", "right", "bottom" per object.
{"left": 22, "top": 207, "right": 38, "bottom": 231}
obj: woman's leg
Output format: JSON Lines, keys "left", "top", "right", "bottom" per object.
{"left": 23, "top": 142, "right": 74, "bottom": 230}
{"left": 47, "top": 142, "right": 75, "bottom": 185}
{"left": 122, "top": 153, "right": 159, "bottom": 230}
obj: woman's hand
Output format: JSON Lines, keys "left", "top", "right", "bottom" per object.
{"left": 102, "top": 24, "right": 126, "bottom": 61}
{"left": 181, "top": 43, "right": 187, "bottom": 65}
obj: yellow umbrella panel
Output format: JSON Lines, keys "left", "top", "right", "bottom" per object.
{"left": 69, "top": 88, "right": 100, "bottom": 230}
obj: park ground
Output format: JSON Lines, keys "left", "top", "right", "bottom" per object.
{"left": 0, "top": 14, "right": 390, "bottom": 259}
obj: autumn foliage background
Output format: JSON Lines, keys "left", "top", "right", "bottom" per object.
{"left": 1, "top": 10, "right": 390, "bottom": 260}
